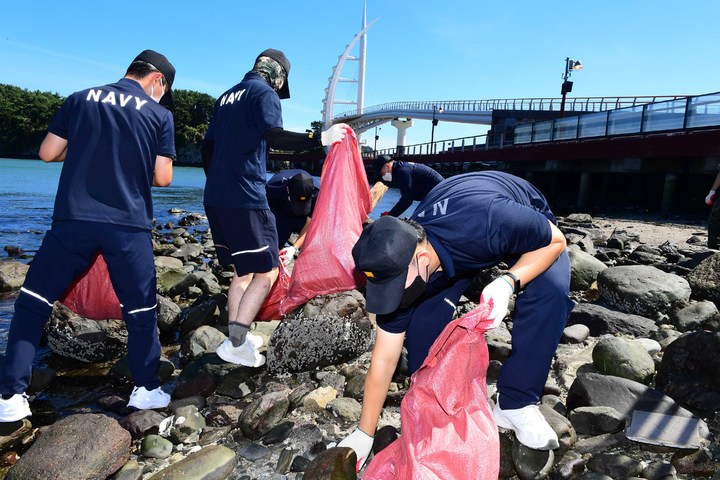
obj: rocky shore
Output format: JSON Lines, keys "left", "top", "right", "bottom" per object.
{"left": 0, "top": 211, "right": 718, "bottom": 480}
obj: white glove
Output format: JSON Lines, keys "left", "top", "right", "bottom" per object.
{"left": 706, "top": 190, "right": 716, "bottom": 206}
{"left": 279, "top": 246, "right": 296, "bottom": 266}
{"left": 479, "top": 276, "right": 514, "bottom": 328}
{"left": 338, "top": 427, "right": 374, "bottom": 472}
{"left": 321, "top": 123, "right": 348, "bottom": 146}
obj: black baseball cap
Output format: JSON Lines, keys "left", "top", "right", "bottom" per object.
{"left": 373, "top": 155, "right": 392, "bottom": 181}
{"left": 287, "top": 172, "right": 314, "bottom": 217}
{"left": 257, "top": 48, "right": 291, "bottom": 99}
{"left": 352, "top": 216, "right": 418, "bottom": 314}
{"left": 133, "top": 49, "right": 176, "bottom": 108}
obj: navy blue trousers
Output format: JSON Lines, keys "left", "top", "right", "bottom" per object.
{"left": 406, "top": 251, "right": 573, "bottom": 410}
{"left": 0, "top": 221, "right": 161, "bottom": 394}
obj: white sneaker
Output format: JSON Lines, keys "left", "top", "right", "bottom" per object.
{"left": 493, "top": 399, "right": 559, "bottom": 450}
{"left": 246, "top": 331, "right": 264, "bottom": 349}
{"left": 127, "top": 386, "right": 170, "bottom": 410}
{"left": 0, "top": 394, "right": 31, "bottom": 422}
{"left": 216, "top": 337, "right": 266, "bottom": 367}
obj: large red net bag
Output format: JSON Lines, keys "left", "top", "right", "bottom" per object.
{"left": 363, "top": 304, "right": 500, "bottom": 480}
{"left": 256, "top": 262, "right": 290, "bottom": 321}
{"left": 280, "top": 127, "right": 372, "bottom": 314}
{"left": 60, "top": 252, "right": 123, "bottom": 320}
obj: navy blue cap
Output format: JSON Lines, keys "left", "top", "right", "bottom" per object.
{"left": 352, "top": 216, "right": 418, "bottom": 314}
{"left": 287, "top": 171, "right": 314, "bottom": 217}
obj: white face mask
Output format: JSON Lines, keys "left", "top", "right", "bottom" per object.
{"left": 382, "top": 172, "right": 392, "bottom": 182}
{"left": 150, "top": 82, "right": 163, "bottom": 103}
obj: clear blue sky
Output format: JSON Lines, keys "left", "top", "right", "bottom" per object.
{"left": 2, "top": 1, "right": 719, "bottom": 150}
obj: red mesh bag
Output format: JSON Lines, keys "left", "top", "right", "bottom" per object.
{"left": 256, "top": 262, "right": 290, "bottom": 321}
{"left": 280, "top": 128, "right": 371, "bottom": 314}
{"left": 363, "top": 304, "right": 500, "bottom": 480}
{"left": 60, "top": 252, "right": 123, "bottom": 320}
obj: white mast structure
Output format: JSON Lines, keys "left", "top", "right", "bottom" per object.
{"left": 321, "top": 1, "right": 376, "bottom": 132}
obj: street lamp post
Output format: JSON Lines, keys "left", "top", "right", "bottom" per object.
{"left": 430, "top": 105, "right": 443, "bottom": 153}
{"left": 374, "top": 126, "right": 381, "bottom": 154}
{"left": 560, "top": 57, "right": 583, "bottom": 117}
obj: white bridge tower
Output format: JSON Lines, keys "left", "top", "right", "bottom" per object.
{"left": 321, "top": 1, "right": 376, "bottom": 131}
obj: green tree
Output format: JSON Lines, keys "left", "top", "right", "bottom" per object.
{"left": 0, "top": 84, "right": 64, "bottom": 157}
{"left": 171, "top": 89, "right": 215, "bottom": 148}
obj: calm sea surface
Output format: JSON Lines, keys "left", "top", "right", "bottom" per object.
{"left": 0, "top": 157, "right": 405, "bottom": 352}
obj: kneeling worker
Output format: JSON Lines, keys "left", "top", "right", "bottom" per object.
{"left": 340, "top": 171, "right": 574, "bottom": 469}
{"left": 266, "top": 169, "right": 319, "bottom": 265}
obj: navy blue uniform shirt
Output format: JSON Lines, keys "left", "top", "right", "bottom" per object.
{"left": 378, "top": 171, "right": 555, "bottom": 333}
{"left": 266, "top": 169, "right": 319, "bottom": 248}
{"left": 203, "top": 72, "right": 283, "bottom": 209}
{"left": 386, "top": 161, "right": 443, "bottom": 217}
{"left": 49, "top": 78, "right": 175, "bottom": 230}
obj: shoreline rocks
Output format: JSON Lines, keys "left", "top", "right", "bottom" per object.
{"left": 0, "top": 212, "right": 719, "bottom": 479}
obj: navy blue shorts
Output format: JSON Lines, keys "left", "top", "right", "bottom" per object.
{"left": 205, "top": 206, "right": 279, "bottom": 275}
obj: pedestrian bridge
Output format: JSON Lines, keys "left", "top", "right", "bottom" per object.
{"left": 332, "top": 95, "right": 690, "bottom": 134}
{"left": 333, "top": 92, "right": 720, "bottom": 216}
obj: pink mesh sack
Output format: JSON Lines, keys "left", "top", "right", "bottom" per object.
{"left": 60, "top": 253, "right": 123, "bottom": 320}
{"left": 256, "top": 262, "right": 290, "bottom": 321}
{"left": 280, "top": 128, "right": 371, "bottom": 314}
{"left": 364, "top": 304, "right": 500, "bottom": 480}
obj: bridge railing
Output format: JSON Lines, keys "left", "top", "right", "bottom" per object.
{"left": 361, "top": 92, "right": 720, "bottom": 160}
{"left": 363, "top": 132, "right": 501, "bottom": 159}
{"left": 515, "top": 91, "right": 720, "bottom": 144}
{"left": 337, "top": 95, "right": 690, "bottom": 121}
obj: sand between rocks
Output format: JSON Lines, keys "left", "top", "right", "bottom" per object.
{"left": 585, "top": 215, "right": 708, "bottom": 247}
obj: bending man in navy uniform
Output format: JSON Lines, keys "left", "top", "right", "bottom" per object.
{"left": 374, "top": 155, "right": 443, "bottom": 217}
{"left": 266, "top": 169, "right": 319, "bottom": 265}
{"left": 0, "top": 50, "right": 177, "bottom": 421}
{"left": 340, "top": 171, "right": 573, "bottom": 468}
{"left": 202, "top": 48, "right": 346, "bottom": 367}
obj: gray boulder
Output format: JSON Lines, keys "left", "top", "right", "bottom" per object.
{"left": 592, "top": 336, "right": 655, "bottom": 384}
{"left": 686, "top": 252, "right": 720, "bottom": 306}
{"left": 567, "top": 302, "right": 658, "bottom": 337}
{"left": 670, "top": 300, "right": 718, "bottom": 331}
{"left": 567, "top": 372, "right": 697, "bottom": 422}
{"left": 150, "top": 445, "right": 237, "bottom": 480}
{"left": 155, "top": 256, "right": 188, "bottom": 295}
{"left": 170, "top": 243, "right": 203, "bottom": 262}
{"left": 168, "top": 405, "right": 207, "bottom": 444}
{"left": 0, "top": 259, "right": 29, "bottom": 292}
{"left": 267, "top": 293, "right": 373, "bottom": 373}
{"left": 179, "top": 325, "right": 226, "bottom": 366}
{"left": 598, "top": 265, "right": 691, "bottom": 317}
{"left": 567, "top": 245, "right": 607, "bottom": 291}
{"left": 45, "top": 302, "right": 128, "bottom": 362}
{"left": 156, "top": 294, "right": 181, "bottom": 333}
{"left": 569, "top": 406, "right": 626, "bottom": 435}
{"left": 238, "top": 391, "right": 290, "bottom": 440}
{"left": 655, "top": 330, "right": 720, "bottom": 412}
{"left": 5, "top": 413, "right": 130, "bottom": 480}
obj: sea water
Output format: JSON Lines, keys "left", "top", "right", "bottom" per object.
{"left": 0, "top": 157, "right": 408, "bottom": 351}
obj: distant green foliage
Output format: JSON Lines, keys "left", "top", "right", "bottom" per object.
{"left": 0, "top": 84, "right": 64, "bottom": 156}
{"left": 172, "top": 89, "right": 215, "bottom": 148}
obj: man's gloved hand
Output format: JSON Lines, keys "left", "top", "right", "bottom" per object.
{"left": 321, "top": 123, "right": 349, "bottom": 146}
{"left": 337, "top": 427, "right": 374, "bottom": 472}
{"left": 279, "top": 246, "right": 296, "bottom": 266}
{"left": 479, "top": 276, "right": 514, "bottom": 328}
{"left": 706, "top": 190, "right": 716, "bottom": 206}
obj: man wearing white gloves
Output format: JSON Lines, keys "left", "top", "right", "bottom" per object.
{"left": 704, "top": 166, "right": 720, "bottom": 249}
{"left": 265, "top": 169, "right": 320, "bottom": 266}
{"left": 202, "top": 47, "right": 347, "bottom": 367}
{"left": 341, "top": 171, "right": 573, "bottom": 469}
